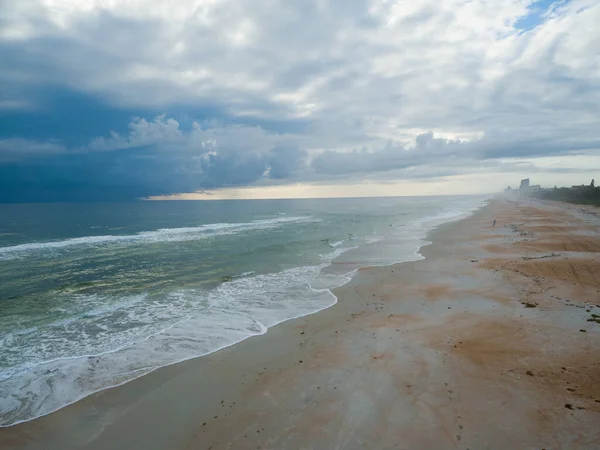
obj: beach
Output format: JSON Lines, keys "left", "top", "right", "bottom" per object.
{"left": 2, "top": 197, "right": 599, "bottom": 449}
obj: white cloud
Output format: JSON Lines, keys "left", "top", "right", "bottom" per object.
{"left": 1, "top": 0, "right": 600, "bottom": 194}
{"left": 87, "top": 115, "right": 185, "bottom": 151}
{"left": 84, "top": 115, "right": 300, "bottom": 154}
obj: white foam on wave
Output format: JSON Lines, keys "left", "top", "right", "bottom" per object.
{"left": 365, "top": 235, "right": 383, "bottom": 244}
{"left": 233, "top": 271, "right": 256, "bottom": 278}
{"left": 412, "top": 199, "right": 486, "bottom": 231}
{"left": 324, "top": 196, "right": 486, "bottom": 276}
{"left": 0, "top": 216, "right": 314, "bottom": 260}
{"left": 0, "top": 198, "right": 486, "bottom": 427}
{"left": 0, "top": 246, "right": 353, "bottom": 427}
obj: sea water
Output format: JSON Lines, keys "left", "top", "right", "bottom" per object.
{"left": 0, "top": 196, "right": 484, "bottom": 426}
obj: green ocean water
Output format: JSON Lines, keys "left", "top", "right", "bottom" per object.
{"left": 0, "top": 196, "right": 484, "bottom": 426}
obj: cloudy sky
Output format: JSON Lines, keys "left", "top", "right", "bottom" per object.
{"left": 1, "top": 0, "right": 599, "bottom": 201}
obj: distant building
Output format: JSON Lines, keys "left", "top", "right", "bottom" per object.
{"left": 519, "top": 178, "right": 530, "bottom": 190}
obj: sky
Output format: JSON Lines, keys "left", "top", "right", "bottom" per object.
{"left": 1, "top": 0, "right": 599, "bottom": 202}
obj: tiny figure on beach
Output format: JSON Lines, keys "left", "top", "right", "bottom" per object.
{"left": 493, "top": 219, "right": 496, "bottom": 227}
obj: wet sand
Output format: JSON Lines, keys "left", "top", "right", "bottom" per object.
{"left": 2, "top": 198, "right": 599, "bottom": 449}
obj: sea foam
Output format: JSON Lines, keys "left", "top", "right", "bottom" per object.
{"left": 0, "top": 248, "right": 350, "bottom": 427}
{"left": 0, "top": 216, "right": 313, "bottom": 260}
{"left": 0, "top": 198, "right": 486, "bottom": 426}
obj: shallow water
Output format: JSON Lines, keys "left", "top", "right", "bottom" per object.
{"left": 0, "top": 196, "right": 484, "bottom": 426}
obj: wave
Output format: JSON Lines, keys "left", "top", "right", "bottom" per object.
{"left": 0, "top": 198, "right": 486, "bottom": 426}
{"left": 0, "top": 247, "right": 354, "bottom": 427}
{"left": 0, "top": 216, "right": 313, "bottom": 260}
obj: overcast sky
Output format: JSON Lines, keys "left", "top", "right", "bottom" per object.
{"left": 1, "top": 0, "right": 599, "bottom": 201}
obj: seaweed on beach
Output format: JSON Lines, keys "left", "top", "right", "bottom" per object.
{"left": 521, "top": 301, "right": 538, "bottom": 308}
{"left": 587, "top": 314, "right": 600, "bottom": 324}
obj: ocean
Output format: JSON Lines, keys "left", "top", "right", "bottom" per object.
{"left": 0, "top": 196, "right": 484, "bottom": 426}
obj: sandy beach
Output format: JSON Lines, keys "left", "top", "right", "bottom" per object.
{"left": 2, "top": 198, "right": 599, "bottom": 450}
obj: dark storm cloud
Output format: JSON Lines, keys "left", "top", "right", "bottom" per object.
{"left": 0, "top": 0, "right": 599, "bottom": 201}
{"left": 0, "top": 120, "right": 313, "bottom": 201}
{"left": 268, "top": 147, "right": 308, "bottom": 179}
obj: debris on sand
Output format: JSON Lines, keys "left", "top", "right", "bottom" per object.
{"left": 521, "top": 302, "right": 538, "bottom": 308}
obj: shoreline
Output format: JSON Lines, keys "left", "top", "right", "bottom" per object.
{"left": 2, "top": 198, "right": 599, "bottom": 449}
{"left": 0, "top": 202, "right": 482, "bottom": 429}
